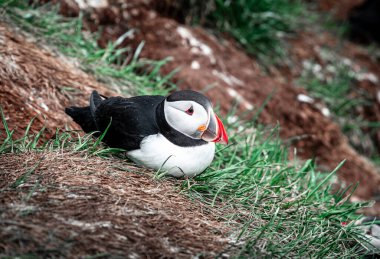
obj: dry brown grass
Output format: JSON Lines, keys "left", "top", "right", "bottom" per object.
{"left": 0, "top": 22, "right": 114, "bottom": 139}
{"left": 0, "top": 151, "right": 228, "bottom": 257}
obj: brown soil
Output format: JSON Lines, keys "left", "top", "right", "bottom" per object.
{"left": 282, "top": 29, "right": 380, "bottom": 157}
{"left": 53, "top": 0, "right": 380, "bottom": 207}
{"left": 0, "top": 151, "right": 228, "bottom": 257}
{"left": 318, "top": 0, "right": 365, "bottom": 20}
{"left": 0, "top": 22, "right": 114, "bottom": 139}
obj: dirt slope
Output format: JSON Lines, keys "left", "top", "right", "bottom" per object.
{"left": 54, "top": 0, "right": 380, "bottom": 206}
{"left": 0, "top": 22, "right": 113, "bottom": 138}
{"left": 0, "top": 151, "right": 227, "bottom": 257}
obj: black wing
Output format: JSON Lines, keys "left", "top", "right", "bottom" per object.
{"left": 93, "top": 93, "right": 165, "bottom": 151}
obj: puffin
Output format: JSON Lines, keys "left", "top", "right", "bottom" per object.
{"left": 65, "top": 90, "right": 228, "bottom": 177}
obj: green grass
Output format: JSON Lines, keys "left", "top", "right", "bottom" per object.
{"left": 182, "top": 0, "right": 303, "bottom": 64}
{"left": 0, "top": 107, "right": 125, "bottom": 157}
{"left": 0, "top": 1, "right": 379, "bottom": 257}
{"left": 1, "top": 0, "right": 175, "bottom": 97}
{"left": 182, "top": 120, "right": 372, "bottom": 257}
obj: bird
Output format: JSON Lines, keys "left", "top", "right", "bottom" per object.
{"left": 65, "top": 90, "right": 228, "bottom": 177}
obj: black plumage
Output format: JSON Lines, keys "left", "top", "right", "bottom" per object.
{"left": 65, "top": 106, "right": 97, "bottom": 134}
{"left": 65, "top": 90, "right": 207, "bottom": 151}
{"left": 66, "top": 91, "right": 163, "bottom": 150}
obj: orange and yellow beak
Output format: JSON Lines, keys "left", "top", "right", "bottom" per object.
{"left": 200, "top": 112, "right": 228, "bottom": 145}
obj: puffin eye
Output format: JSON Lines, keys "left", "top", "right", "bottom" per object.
{"left": 185, "top": 106, "right": 194, "bottom": 115}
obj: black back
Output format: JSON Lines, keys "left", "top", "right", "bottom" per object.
{"left": 94, "top": 95, "right": 164, "bottom": 150}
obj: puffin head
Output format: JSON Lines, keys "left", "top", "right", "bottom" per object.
{"left": 163, "top": 90, "right": 228, "bottom": 144}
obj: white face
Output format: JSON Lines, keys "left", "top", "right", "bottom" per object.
{"left": 164, "top": 100, "right": 209, "bottom": 139}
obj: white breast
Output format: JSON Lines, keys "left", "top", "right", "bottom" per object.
{"left": 127, "top": 134, "right": 215, "bottom": 177}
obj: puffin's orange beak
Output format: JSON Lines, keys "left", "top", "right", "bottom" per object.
{"left": 201, "top": 112, "right": 228, "bottom": 145}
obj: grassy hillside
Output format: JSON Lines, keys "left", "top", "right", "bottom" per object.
{"left": 0, "top": 1, "right": 378, "bottom": 257}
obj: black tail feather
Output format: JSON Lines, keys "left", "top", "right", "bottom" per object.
{"left": 65, "top": 106, "right": 97, "bottom": 133}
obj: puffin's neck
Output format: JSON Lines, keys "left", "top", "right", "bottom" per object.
{"left": 156, "top": 101, "right": 208, "bottom": 147}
